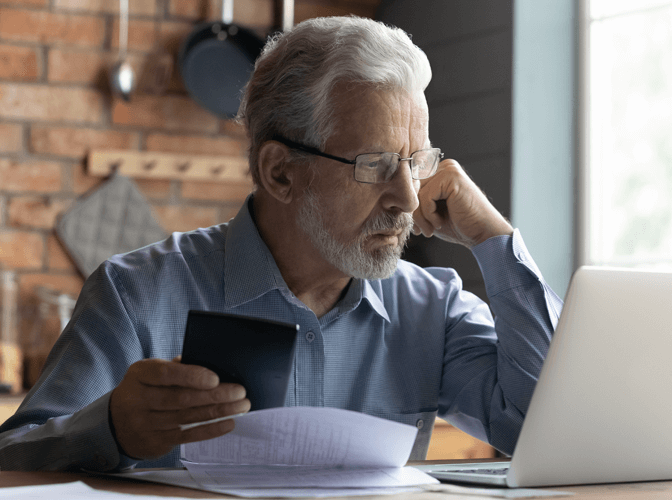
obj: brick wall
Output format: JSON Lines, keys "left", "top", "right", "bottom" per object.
{"left": 0, "top": 0, "right": 379, "bottom": 391}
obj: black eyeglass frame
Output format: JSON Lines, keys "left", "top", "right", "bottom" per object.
{"left": 272, "top": 135, "right": 443, "bottom": 184}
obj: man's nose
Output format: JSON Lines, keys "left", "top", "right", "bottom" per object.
{"left": 382, "top": 159, "right": 420, "bottom": 214}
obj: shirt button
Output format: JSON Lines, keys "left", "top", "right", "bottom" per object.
{"left": 305, "top": 331, "right": 315, "bottom": 343}
{"left": 416, "top": 419, "right": 424, "bottom": 430}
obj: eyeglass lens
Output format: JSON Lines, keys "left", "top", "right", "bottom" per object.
{"left": 354, "top": 149, "right": 440, "bottom": 184}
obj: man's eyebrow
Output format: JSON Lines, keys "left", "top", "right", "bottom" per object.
{"left": 348, "top": 145, "right": 388, "bottom": 155}
{"left": 351, "top": 141, "right": 434, "bottom": 155}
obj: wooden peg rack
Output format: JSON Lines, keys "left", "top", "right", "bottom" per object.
{"left": 88, "top": 150, "right": 249, "bottom": 183}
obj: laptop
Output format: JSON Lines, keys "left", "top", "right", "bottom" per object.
{"left": 416, "top": 266, "right": 672, "bottom": 487}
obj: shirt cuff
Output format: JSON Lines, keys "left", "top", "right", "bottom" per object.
{"left": 69, "top": 391, "right": 140, "bottom": 472}
{"left": 471, "top": 228, "right": 544, "bottom": 297}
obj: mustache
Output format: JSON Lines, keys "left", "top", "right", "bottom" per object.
{"left": 362, "top": 211, "right": 414, "bottom": 236}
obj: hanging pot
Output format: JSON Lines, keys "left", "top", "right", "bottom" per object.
{"left": 178, "top": 0, "right": 265, "bottom": 118}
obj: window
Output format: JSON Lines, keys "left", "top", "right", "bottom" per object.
{"left": 582, "top": 0, "right": 672, "bottom": 267}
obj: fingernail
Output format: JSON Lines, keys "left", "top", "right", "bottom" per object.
{"left": 235, "top": 386, "right": 246, "bottom": 400}
{"left": 202, "top": 372, "right": 219, "bottom": 387}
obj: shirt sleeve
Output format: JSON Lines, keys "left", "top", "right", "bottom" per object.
{"left": 0, "top": 392, "right": 139, "bottom": 471}
{"left": 0, "top": 263, "right": 144, "bottom": 472}
{"left": 440, "top": 228, "right": 563, "bottom": 455}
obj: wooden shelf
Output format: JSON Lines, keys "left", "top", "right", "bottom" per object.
{"left": 88, "top": 150, "right": 250, "bottom": 183}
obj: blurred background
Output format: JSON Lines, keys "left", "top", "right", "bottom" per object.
{"left": 0, "top": 0, "right": 670, "bottom": 458}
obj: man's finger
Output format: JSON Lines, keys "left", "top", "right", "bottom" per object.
{"left": 413, "top": 209, "right": 435, "bottom": 238}
{"left": 159, "top": 417, "right": 238, "bottom": 447}
{"left": 147, "top": 383, "right": 247, "bottom": 411}
{"left": 418, "top": 172, "right": 452, "bottom": 229}
{"left": 151, "top": 398, "right": 251, "bottom": 430}
{"left": 422, "top": 196, "right": 446, "bottom": 230}
{"left": 129, "top": 358, "right": 219, "bottom": 389}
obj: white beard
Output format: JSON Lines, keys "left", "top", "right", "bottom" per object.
{"left": 297, "top": 188, "right": 413, "bottom": 280}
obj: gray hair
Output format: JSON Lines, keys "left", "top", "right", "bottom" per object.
{"left": 237, "top": 16, "right": 432, "bottom": 186}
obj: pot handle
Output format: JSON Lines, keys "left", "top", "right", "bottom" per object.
{"left": 222, "top": 0, "right": 233, "bottom": 24}
{"left": 282, "top": 0, "right": 294, "bottom": 32}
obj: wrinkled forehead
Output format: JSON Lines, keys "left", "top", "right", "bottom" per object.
{"left": 327, "top": 83, "right": 430, "bottom": 151}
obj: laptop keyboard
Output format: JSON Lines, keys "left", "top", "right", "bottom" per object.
{"left": 444, "top": 467, "right": 510, "bottom": 476}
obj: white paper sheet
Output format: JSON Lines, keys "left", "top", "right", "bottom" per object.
{"left": 207, "top": 486, "right": 424, "bottom": 498}
{"left": 111, "top": 470, "right": 574, "bottom": 499}
{"left": 114, "top": 469, "right": 425, "bottom": 498}
{"left": 178, "top": 406, "right": 439, "bottom": 496}
{"left": 0, "top": 480, "right": 202, "bottom": 499}
{"left": 184, "top": 462, "right": 435, "bottom": 488}
{"left": 181, "top": 406, "right": 418, "bottom": 468}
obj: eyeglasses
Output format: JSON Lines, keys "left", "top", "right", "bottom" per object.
{"left": 273, "top": 136, "right": 443, "bottom": 184}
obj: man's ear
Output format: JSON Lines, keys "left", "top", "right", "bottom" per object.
{"left": 257, "top": 141, "right": 295, "bottom": 204}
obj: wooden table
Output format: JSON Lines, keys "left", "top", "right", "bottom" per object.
{"left": 2, "top": 461, "right": 672, "bottom": 499}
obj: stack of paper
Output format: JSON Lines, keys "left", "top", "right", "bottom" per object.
{"left": 179, "top": 406, "right": 439, "bottom": 497}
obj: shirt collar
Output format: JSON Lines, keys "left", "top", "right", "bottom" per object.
{"left": 328, "top": 276, "right": 390, "bottom": 323}
{"left": 223, "top": 195, "right": 287, "bottom": 308}
{"left": 361, "top": 279, "right": 391, "bottom": 323}
{"left": 223, "top": 194, "right": 392, "bottom": 323}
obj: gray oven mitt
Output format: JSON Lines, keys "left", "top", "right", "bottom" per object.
{"left": 56, "top": 174, "right": 167, "bottom": 278}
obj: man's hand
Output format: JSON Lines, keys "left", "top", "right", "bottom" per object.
{"left": 109, "top": 358, "right": 250, "bottom": 460}
{"left": 413, "top": 159, "right": 513, "bottom": 248}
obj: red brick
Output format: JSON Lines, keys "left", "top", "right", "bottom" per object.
{"left": 145, "top": 132, "right": 246, "bottom": 156}
{"left": 0, "top": 159, "right": 62, "bottom": 193}
{"left": 0, "top": 83, "right": 105, "bottom": 123}
{"left": 30, "top": 125, "right": 138, "bottom": 158}
{"left": 54, "top": 0, "right": 156, "bottom": 15}
{"left": 73, "top": 168, "right": 171, "bottom": 202}
{"left": 47, "top": 233, "right": 77, "bottom": 272}
{"left": 0, "top": 231, "right": 44, "bottom": 269}
{"left": 153, "top": 204, "right": 219, "bottom": 232}
{"left": 219, "top": 120, "right": 247, "bottom": 139}
{"left": 111, "top": 94, "right": 218, "bottom": 133}
{"left": 0, "top": 8, "right": 105, "bottom": 47}
{"left": 134, "top": 178, "right": 172, "bottom": 199}
{"left": 157, "top": 20, "right": 193, "bottom": 53}
{"left": 8, "top": 196, "right": 72, "bottom": 229}
{"left": 169, "top": 0, "right": 272, "bottom": 27}
{"left": 141, "top": 48, "right": 183, "bottom": 94}
{"left": 18, "top": 272, "right": 84, "bottom": 301}
{"left": 233, "top": 0, "right": 273, "bottom": 28}
{"left": 181, "top": 179, "right": 253, "bottom": 202}
{"left": 110, "top": 18, "right": 157, "bottom": 53}
{"left": 151, "top": 20, "right": 192, "bottom": 93}
{"left": 169, "top": 0, "right": 218, "bottom": 20}
{"left": 220, "top": 203, "right": 244, "bottom": 222}
{"left": 0, "top": 123, "right": 23, "bottom": 153}
{"left": 73, "top": 161, "right": 104, "bottom": 194}
{"left": 3, "top": 0, "right": 49, "bottom": 7}
{"left": 0, "top": 44, "right": 40, "bottom": 81}
{"left": 47, "top": 48, "right": 144, "bottom": 85}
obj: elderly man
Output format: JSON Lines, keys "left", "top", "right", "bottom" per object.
{"left": 0, "top": 16, "right": 560, "bottom": 471}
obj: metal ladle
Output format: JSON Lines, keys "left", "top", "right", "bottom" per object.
{"left": 110, "top": 0, "right": 136, "bottom": 100}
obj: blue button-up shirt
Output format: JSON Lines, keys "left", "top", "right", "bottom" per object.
{"left": 0, "top": 196, "right": 561, "bottom": 471}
